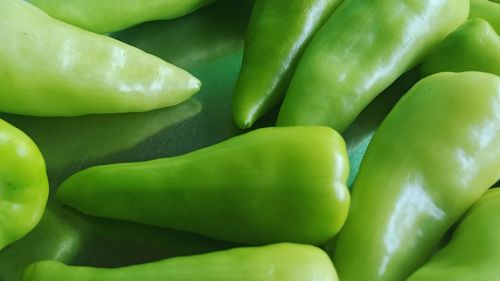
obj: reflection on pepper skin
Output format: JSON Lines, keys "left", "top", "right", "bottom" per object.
{"left": 332, "top": 72, "right": 500, "bottom": 281}
{"left": 276, "top": 0, "right": 469, "bottom": 132}
{"left": 27, "top": 0, "right": 218, "bottom": 34}
{"left": 420, "top": 19, "right": 500, "bottom": 77}
{"left": 232, "top": 0, "right": 343, "bottom": 129}
{"left": 0, "top": 0, "right": 200, "bottom": 117}
{"left": 0, "top": 119, "right": 49, "bottom": 251}
{"left": 407, "top": 188, "right": 500, "bottom": 281}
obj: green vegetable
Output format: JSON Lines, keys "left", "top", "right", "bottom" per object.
{"left": 0, "top": 119, "right": 48, "bottom": 250}
{"left": 276, "top": 0, "right": 468, "bottom": 132}
{"left": 407, "top": 188, "right": 500, "bottom": 281}
{"left": 469, "top": 0, "right": 500, "bottom": 33}
{"left": 22, "top": 243, "right": 338, "bottom": 281}
{"left": 0, "top": 0, "right": 200, "bottom": 117}
{"left": 0, "top": 202, "right": 233, "bottom": 281}
{"left": 343, "top": 69, "right": 419, "bottom": 188}
{"left": 232, "top": 0, "right": 343, "bottom": 129}
{"left": 332, "top": 72, "right": 500, "bottom": 281}
{"left": 26, "top": 0, "right": 217, "bottom": 34}
{"left": 420, "top": 19, "right": 500, "bottom": 77}
{"left": 56, "top": 126, "right": 350, "bottom": 245}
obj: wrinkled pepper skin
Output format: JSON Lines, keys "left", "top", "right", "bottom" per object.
{"left": 469, "top": 0, "right": 500, "bottom": 33}
{"left": 0, "top": 119, "right": 49, "bottom": 250}
{"left": 0, "top": 0, "right": 200, "bottom": 117}
{"left": 22, "top": 244, "right": 338, "bottom": 281}
{"left": 407, "top": 188, "right": 500, "bottom": 281}
{"left": 276, "top": 0, "right": 468, "bottom": 132}
{"left": 26, "top": 0, "right": 217, "bottom": 34}
{"left": 332, "top": 72, "right": 500, "bottom": 281}
{"left": 420, "top": 19, "right": 500, "bottom": 77}
{"left": 57, "top": 126, "right": 350, "bottom": 245}
{"left": 232, "top": 0, "right": 343, "bottom": 129}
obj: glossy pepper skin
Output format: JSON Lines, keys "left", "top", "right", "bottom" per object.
{"left": 57, "top": 126, "right": 350, "bottom": 245}
{"left": 407, "top": 188, "right": 500, "bottom": 281}
{"left": 22, "top": 243, "right": 338, "bottom": 281}
{"left": 232, "top": 0, "right": 343, "bottom": 129}
{"left": 0, "top": 0, "right": 200, "bottom": 117}
{"left": 276, "top": 0, "right": 468, "bottom": 132}
{"left": 0, "top": 119, "right": 49, "bottom": 250}
{"left": 420, "top": 19, "right": 500, "bottom": 77}
{"left": 469, "top": 0, "right": 500, "bottom": 33}
{"left": 332, "top": 72, "right": 500, "bottom": 281}
{"left": 26, "top": 0, "right": 217, "bottom": 34}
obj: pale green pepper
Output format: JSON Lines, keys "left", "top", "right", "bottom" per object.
{"left": 56, "top": 126, "right": 350, "bottom": 245}
{"left": 0, "top": 119, "right": 49, "bottom": 250}
{"left": 22, "top": 243, "right": 338, "bottom": 281}
{"left": 0, "top": 0, "right": 200, "bottom": 116}
{"left": 332, "top": 72, "right": 500, "bottom": 281}
{"left": 469, "top": 0, "right": 500, "bottom": 33}
{"left": 407, "top": 188, "right": 500, "bottom": 281}
{"left": 420, "top": 19, "right": 500, "bottom": 77}
{"left": 276, "top": 0, "right": 468, "bottom": 132}
{"left": 26, "top": 0, "right": 217, "bottom": 34}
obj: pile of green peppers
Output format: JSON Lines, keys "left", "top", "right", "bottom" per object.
{"left": 0, "top": 0, "right": 499, "bottom": 280}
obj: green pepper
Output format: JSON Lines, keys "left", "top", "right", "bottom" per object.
{"left": 276, "top": 0, "right": 468, "bottom": 132}
{"left": 0, "top": 202, "right": 234, "bottom": 281}
{"left": 0, "top": 204, "right": 83, "bottom": 281}
{"left": 26, "top": 0, "right": 217, "bottom": 34}
{"left": 343, "top": 69, "right": 419, "bottom": 188}
{"left": 0, "top": 119, "right": 48, "bottom": 250}
{"left": 406, "top": 188, "right": 500, "bottom": 281}
{"left": 56, "top": 126, "right": 349, "bottom": 245}
{"left": 232, "top": 0, "right": 343, "bottom": 129}
{"left": 0, "top": 0, "right": 200, "bottom": 117}
{"left": 21, "top": 243, "right": 338, "bottom": 281}
{"left": 419, "top": 19, "right": 500, "bottom": 77}
{"left": 332, "top": 72, "right": 500, "bottom": 281}
{"left": 469, "top": 0, "right": 500, "bottom": 33}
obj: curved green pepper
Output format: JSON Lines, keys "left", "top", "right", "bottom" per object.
{"left": 232, "top": 0, "right": 343, "bottom": 129}
{"left": 26, "top": 0, "right": 217, "bottom": 34}
{"left": 276, "top": 0, "right": 468, "bottom": 132}
{"left": 332, "top": 72, "right": 500, "bottom": 281}
{"left": 343, "top": 69, "right": 419, "bottom": 188}
{"left": 22, "top": 243, "right": 338, "bottom": 281}
{"left": 57, "top": 126, "right": 350, "bottom": 245}
{"left": 420, "top": 19, "right": 500, "bottom": 77}
{"left": 0, "top": 0, "right": 200, "bottom": 116}
{"left": 407, "top": 188, "right": 500, "bottom": 281}
{"left": 0, "top": 202, "right": 234, "bottom": 281}
{"left": 0, "top": 119, "right": 48, "bottom": 250}
{"left": 469, "top": 0, "right": 500, "bottom": 33}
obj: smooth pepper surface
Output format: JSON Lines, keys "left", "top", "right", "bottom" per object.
{"left": 469, "top": 0, "right": 500, "bottom": 33}
{"left": 407, "top": 188, "right": 500, "bottom": 281}
{"left": 26, "top": 0, "right": 217, "bottom": 34}
{"left": 0, "top": 119, "right": 48, "bottom": 250}
{"left": 232, "top": 0, "right": 343, "bottom": 129}
{"left": 57, "top": 126, "right": 350, "bottom": 245}
{"left": 0, "top": 0, "right": 200, "bottom": 116}
{"left": 276, "top": 0, "right": 468, "bottom": 132}
{"left": 420, "top": 19, "right": 500, "bottom": 77}
{"left": 22, "top": 243, "right": 338, "bottom": 281}
{"left": 332, "top": 72, "right": 500, "bottom": 281}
